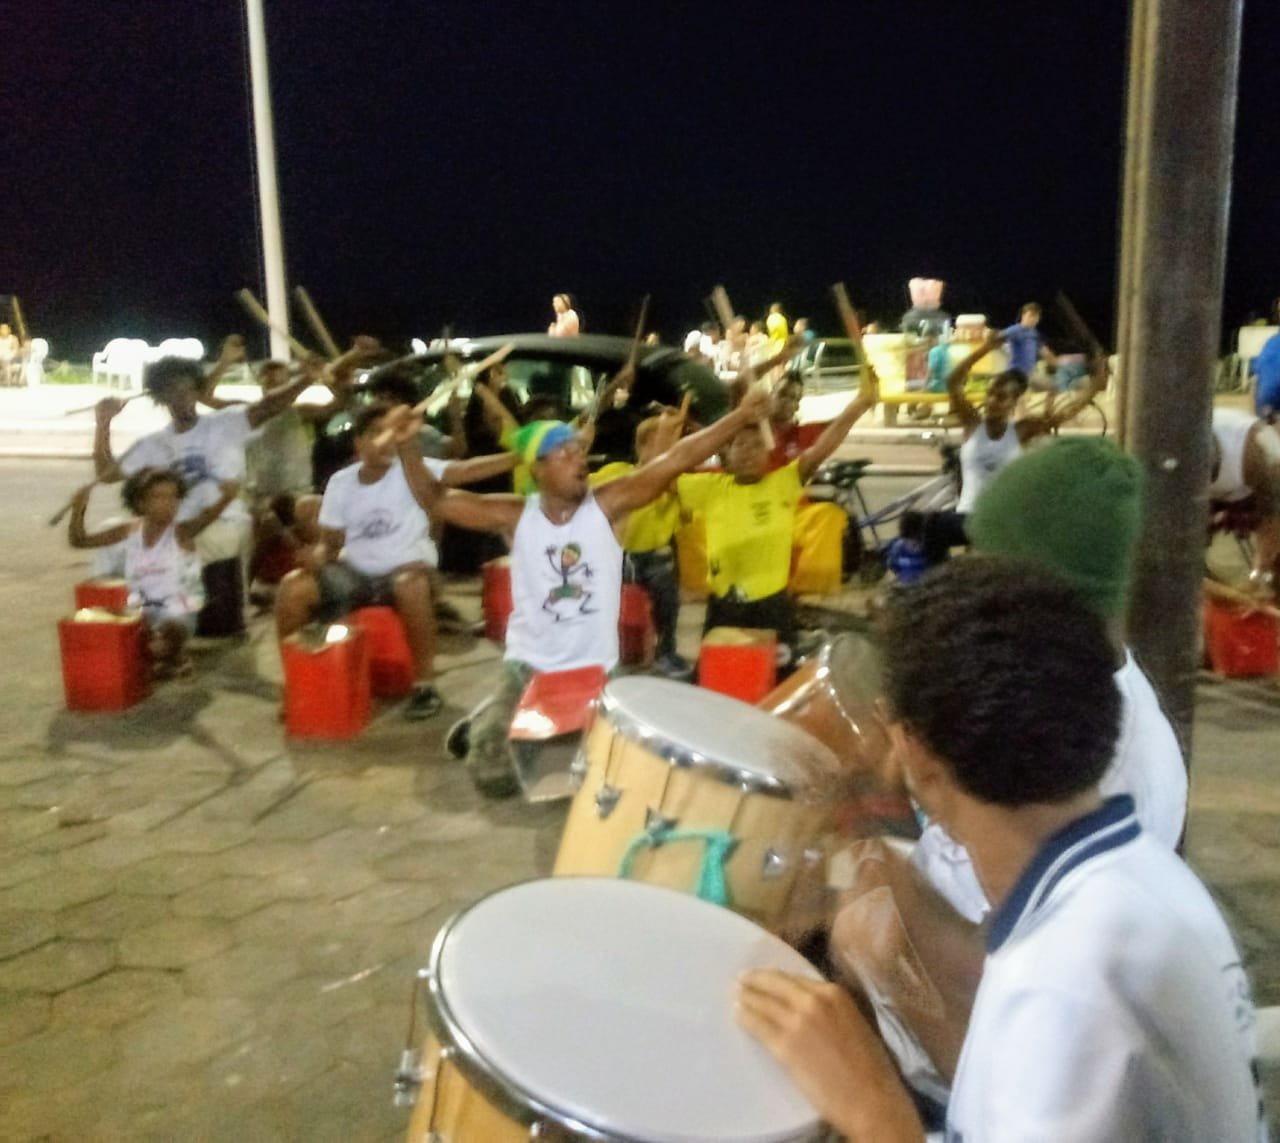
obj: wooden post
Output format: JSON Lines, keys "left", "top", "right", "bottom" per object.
{"left": 1116, "top": 0, "right": 1243, "bottom": 759}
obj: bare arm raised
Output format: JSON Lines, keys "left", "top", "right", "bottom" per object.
{"left": 594, "top": 389, "right": 773, "bottom": 521}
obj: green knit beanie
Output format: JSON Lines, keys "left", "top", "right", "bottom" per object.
{"left": 967, "top": 437, "right": 1144, "bottom": 618}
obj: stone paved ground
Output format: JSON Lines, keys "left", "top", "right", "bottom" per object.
{"left": 1, "top": 457, "right": 1278, "bottom": 1140}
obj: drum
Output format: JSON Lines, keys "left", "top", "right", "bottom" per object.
{"left": 554, "top": 677, "right": 843, "bottom": 930}
{"left": 404, "top": 878, "right": 823, "bottom": 1142}
{"left": 757, "top": 634, "right": 914, "bottom": 838}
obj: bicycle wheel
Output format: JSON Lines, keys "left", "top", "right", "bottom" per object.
{"left": 1055, "top": 398, "right": 1108, "bottom": 437}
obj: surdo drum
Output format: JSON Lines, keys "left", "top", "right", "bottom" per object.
{"left": 554, "top": 677, "right": 844, "bottom": 930}
{"left": 403, "top": 878, "right": 824, "bottom": 1142}
{"left": 758, "top": 634, "right": 917, "bottom": 839}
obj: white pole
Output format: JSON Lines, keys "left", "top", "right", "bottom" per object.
{"left": 244, "top": 0, "right": 291, "bottom": 362}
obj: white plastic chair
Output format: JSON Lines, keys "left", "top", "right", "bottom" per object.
{"left": 23, "top": 338, "right": 48, "bottom": 387}
{"left": 90, "top": 338, "right": 152, "bottom": 390}
{"left": 155, "top": 337, "right": 205, "bottom": 361}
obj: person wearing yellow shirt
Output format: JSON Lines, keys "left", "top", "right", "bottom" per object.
{"left": 677, "top": 375, "right": 878, "bottom": 666}
{"left": 592, "top": 413, "right": 689, "bottom": 677}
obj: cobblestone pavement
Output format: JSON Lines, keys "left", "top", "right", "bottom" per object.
{"left": 2, "top": 457, "right": 1278, "bottom": 1140}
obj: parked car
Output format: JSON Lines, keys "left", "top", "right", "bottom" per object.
{"left": 315, "top": 333, "right": 727, "bottom": 479}
{"left": 796, "top": 337, "right": 864, "bottom": 393}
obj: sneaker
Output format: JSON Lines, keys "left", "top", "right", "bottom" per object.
{"left": 404, "top": 684, "right": 444, "bottom": 721}
{"left": 652, "top": 652, "right": 693, "bottom": 680}
{"left": 445, "top": 716, "right": 471, "bottom": 759}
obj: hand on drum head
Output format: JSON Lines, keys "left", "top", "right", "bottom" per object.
{"left": 735, "top": 970, "right": 923, "bottom": 1141}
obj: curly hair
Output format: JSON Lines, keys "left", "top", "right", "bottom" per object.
{"left": 143, "top": 356, "right": 205, "bottom": 401}
{"left": 881, "top": 557, "right": 1120, "bottom": 807}
{"left": 351, "top": 400, "right": 395, "bottom": 439}
{"left": 121, "top": 467, "right": 188, "bottom": 514}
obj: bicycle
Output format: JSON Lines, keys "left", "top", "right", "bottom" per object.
{"left": 807, "top": 432, "right": 962, "bottom": 585}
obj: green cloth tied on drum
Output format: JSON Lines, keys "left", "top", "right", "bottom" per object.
{"left": 617, "top": 827, "right": 738, "bottom": 907}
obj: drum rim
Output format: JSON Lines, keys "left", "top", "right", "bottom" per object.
{"left": 421, "top": 880, "right": 828, "bottom": 1143}
{"left": 425, "top": 895, "right": 629, "bottom": 1142}
{"left": 597, "top": 680, "right": 840, "bottom": 799}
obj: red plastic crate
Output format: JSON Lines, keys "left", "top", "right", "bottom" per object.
{"left": 1203, "top": 600, "right": 1278, "bottom": 677}
{"left": 698, "top": 627, "right": 777, "bottom": 703}
{"left": 281, "top": 626, "right": 371, "bottom": 740}
{"left": 482, "top": 558, "right": 513, "bottom": 644}
{"left": 618, "top": 583, "right": 655, "bottom": 667}
{"left": 350, "top": 606, "right": 416, "bottom": 697}
{"left": 58, "top": 617, "right": 151, "bottom": 711}
{"left": 74, "top": 579, "right": 130, "bottom": 613}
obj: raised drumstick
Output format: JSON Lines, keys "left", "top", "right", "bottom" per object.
{"left": 373, "top": 343, "right": 517, "bottom": 449}
{"left": 235, "top": 288, "right": 314, "bottom": 360}
{"left": 832, "top": 281, "right": 877, "bottom": 399}
{"left": 711, "top": 284, "right": 774, "bottom": 449}
{"left": 627, "top": 293, "right": 651, "bottom": 368}
{"left": 49, "top": 481, "right": 95, "bottom": 527}
{"left": 293, "top": 286, "right": 341, "bottom": 360}
{"left": 64, "top": 392, "right": 144, "bottom": 417}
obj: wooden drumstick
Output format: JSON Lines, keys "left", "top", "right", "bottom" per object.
{"left": 49, "top": 481, "right": 95, "bottom": 528}
{"left": 832, "top": 281, "right": 876, "bottom": 399}
{"left": 293, "top": 286, "right": 341, "bottom": 360}
{"left": 374, "top": 343, "right": 517, "bottom": 448}
{"left": 711, "top": 284, "right": 774, "bottom": 448}
{"left": 1054, "top": 290, "right": 1105, "bottom": 356}
{"left": 64, "top": 392, "right": 144, "bottom": 417}
{"left": 11, "top": 295, "right": 28, "bottom": 342}
{"left": 235, "top": 288, "right": 314, "bottom": 360}
{"left": 626, "top": 293, "right": 651, "bottom": 368}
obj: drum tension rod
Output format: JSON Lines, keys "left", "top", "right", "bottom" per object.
{"left": 392, "top": 967, "right": 431, "bottom": 1106}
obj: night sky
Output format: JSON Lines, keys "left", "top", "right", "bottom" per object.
{"left": 7, "top": 1, "right": 1279, "bottom": 360}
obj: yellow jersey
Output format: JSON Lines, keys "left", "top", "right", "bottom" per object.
{"left": 590, "top": 462, "right": 680, "bottom": 553}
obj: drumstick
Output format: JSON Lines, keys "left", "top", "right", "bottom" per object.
{"left": 626, "top": 294, "right": 651, "bottom": 369}
{"left": 11, "top": 295, "right": 28, "bottom": 343}
{"left": 1203, "top": 577, "right": 1280, "bottom": 622}
{"left": 1054, "top": 291, "right": 1104, "bottom": 356}
{"left": 64, "top": 392, "right": 144, "bottom": 417}
{"left": 832, "top": 281, "right": 875, "bottom": 399}
{"left": 235, "top": 288, "right": 314, "bottom": 360}
{"left": 49, "top": 481, "right": 95, "bottom": 528}
{"left": 293, "top": 286, "right": 341, "bottom": 360}
{"left": 711, "top": 284, "right": 774, "bottom": 448}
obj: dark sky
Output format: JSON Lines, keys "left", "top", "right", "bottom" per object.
{"left": 6, "top": 1, "right": 1278, "bottom": 359}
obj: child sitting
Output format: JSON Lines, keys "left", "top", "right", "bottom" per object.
{"left": 69, "top": 469, "right": 240, "bottom": 678}
{"left": 885, "top": 510, "right": 929, "bottom": 585}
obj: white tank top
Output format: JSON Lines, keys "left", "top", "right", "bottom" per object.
{"left": 1208, "top": 407, "right": 1257, "bottom": 502}
{"left": 505, "top": 491, "right": 623, "bottom": 672}
{"left": 957, "top": 421, "right": 1023, "bottom": 512}
{"left": 124, "top": 523, "right": 205, "bottom": 614}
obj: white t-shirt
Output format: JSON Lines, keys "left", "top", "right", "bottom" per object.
{"left": 957, "top": 421, "right": 1023, "bottom": 513}
{"left": 120, "top": 407, "right": 253, "bottom": 524}
{"left": 946, "top": 796, "right": 1265, "bottom": 1143}
{"left": 317, "top": 456, "right": 448, "bottom": 577}
{"left": 1210, "top": 406, "right": 1260, "bottom": 503}
{"left": 504, "top": 492, "right": 622, "bottom": 672}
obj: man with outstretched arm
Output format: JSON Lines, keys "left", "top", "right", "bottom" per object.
{"left": 388, "top": 390, "right": 773, "bottom": 796}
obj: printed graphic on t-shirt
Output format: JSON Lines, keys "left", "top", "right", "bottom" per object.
{"left": 173, "top": 451, "right": 214, "bottom": 487}
{"left": 349, "top": 510, "right": 398, "bottom": 543}
{"left": 542, "top": 542, "right": 596, "bottom": 619}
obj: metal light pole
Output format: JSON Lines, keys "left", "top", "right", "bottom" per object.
{"left": 244, "top": 0, "right": 291, "bottom": 362}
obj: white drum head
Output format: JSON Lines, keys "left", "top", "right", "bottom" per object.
{"left": 598, "top": 677, "right": 839, "bottom": 799}
{"left": 429, "top": 878, "right": 823, "bottom": 1143}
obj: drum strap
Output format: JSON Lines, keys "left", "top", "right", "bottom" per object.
{"left": 617, "top": 827, "right": 737, "bottom": 907}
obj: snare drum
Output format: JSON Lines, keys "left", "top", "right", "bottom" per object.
{"left": 405, "top": 878, "right": 823, "bottom": 1142}
{"left": 758, "top": 634, "right": 916, "bottom": 838}
{"left": 554, "top": 677, "right": 842, "bottom": 930}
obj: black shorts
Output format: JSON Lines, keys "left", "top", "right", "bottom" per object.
{"left": 315, "top": 562, "right": 402, "bottom": 622}
{"left": 703, "top": 589, "right": 797, "bottom": 648}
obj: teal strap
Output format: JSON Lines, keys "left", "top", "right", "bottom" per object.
{"left": 617, "top": 826, "right": 738, "bottom": 907}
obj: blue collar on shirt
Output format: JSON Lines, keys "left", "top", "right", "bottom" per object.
{"left": 985, "top": 794, "right": 1141, "bottom": 954}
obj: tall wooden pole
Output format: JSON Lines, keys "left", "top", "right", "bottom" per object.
{"left": 244, "top": 0, "right": 291, "bottom": 362}
{"left": 1116, "top": 0, "right": 1243, "bottom": 757}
